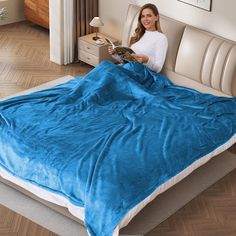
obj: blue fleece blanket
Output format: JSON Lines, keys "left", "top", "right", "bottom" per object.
{"left": 0, "top": 61, "right": 236, "bottom": 236}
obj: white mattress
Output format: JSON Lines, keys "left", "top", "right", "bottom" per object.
{"left": 0, "top": 75, "right": 235, "bottom": 236}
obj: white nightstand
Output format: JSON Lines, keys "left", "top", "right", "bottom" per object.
{"left": 78, "top": 33, "right": 118, "bottom": 67}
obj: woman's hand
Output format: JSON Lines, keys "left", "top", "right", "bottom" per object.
{"left": 131, "top": 54, "right": 149, "bottom": 63}
{"left": 108, "top": 46, "right": 115, "bottom": 55}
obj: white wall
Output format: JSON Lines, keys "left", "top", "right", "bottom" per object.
{"left": 0, "top": 0, "right": 25, "bottom": 26}
{"left": 99, "top": 0, "right": 136, "bottom": 40}
{"left": 99, "top": 0, "right": 236, "bottom": 42}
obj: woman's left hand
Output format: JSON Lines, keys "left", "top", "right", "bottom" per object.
{"left": 131, "top": 54, "right": 149, "bottom": 63}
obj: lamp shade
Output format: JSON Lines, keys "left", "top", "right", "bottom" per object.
{"left": 89, "top": 17, "right": 104, "bottom": 27}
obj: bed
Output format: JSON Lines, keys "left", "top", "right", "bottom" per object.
{"left": 0, "top": 4, "right": 236, "bottom": 236}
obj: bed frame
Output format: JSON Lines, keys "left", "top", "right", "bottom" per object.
{"left": 1, "top": 4, "right": 236, "bottom": 236}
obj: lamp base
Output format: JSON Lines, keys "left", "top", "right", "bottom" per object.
{"left": 92, "top": 36, "right": 100, "bottom": 40}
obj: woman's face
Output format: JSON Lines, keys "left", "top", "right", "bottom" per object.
{"left": 140, "top": 8, "right": 158, "bottom": 31}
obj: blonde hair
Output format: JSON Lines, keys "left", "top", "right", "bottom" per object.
{"left": 130, "top": 3, "right": 162, "bottom": 46}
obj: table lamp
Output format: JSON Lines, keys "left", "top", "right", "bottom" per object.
{"left": 89, "top": 17, "right": 104, "bottom": 40}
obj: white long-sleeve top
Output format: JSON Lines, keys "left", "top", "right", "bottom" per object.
{"left": 131, "top": 30, "right": 168, "bottom": 73}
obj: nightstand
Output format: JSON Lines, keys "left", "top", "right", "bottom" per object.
{"left": 78, "top": 33, "right": 118, "bottom": 67}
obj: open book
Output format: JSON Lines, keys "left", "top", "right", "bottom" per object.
{"left": 105, "top": 38, "right": 137, "bottom": 63}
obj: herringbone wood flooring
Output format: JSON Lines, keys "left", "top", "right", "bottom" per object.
{"left": 0, "top": 21, "right": 92, "bottom": 99}
{"left": 146, "top": 168, "right": 236, "bottom": 236}
{"left": 0, "top": 204, "right": 57, "bottom": 236}
{"left": 0, "top": 21, "right": 236, "bottom": 236}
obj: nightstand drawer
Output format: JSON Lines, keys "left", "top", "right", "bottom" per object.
{"left": 79, "top": 50, "right": 99, "bottom": 66}
{"left": 78, "top": 33, "right": 118, "bottom": 67}
{"left": 79, "top": 40, "right": 99, "bottom": 56}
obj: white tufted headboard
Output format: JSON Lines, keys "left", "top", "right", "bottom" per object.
{"left": 175, "top": 26, "right": 236, "bottom": 97}
{"left": 122, "top": 4, "right": 236, "bottom": 97}
{"left": 122, "top": 4, "right": 140, "bottom": 47}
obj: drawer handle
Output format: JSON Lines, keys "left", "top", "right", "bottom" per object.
{"left": 86, "top": 47, "right": 91, "bottom": 50}
{"left": 87, "top": 57, "right": 90, "bottom": 60}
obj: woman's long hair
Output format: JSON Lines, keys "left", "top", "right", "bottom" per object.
{"left": 130, "top": 3, "right": 162, "bottom": 46}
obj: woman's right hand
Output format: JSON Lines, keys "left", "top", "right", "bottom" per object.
{"left": 108, "top": 46, "right": 115, "bottom": 55}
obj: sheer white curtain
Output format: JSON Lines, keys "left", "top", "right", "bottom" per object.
{"left": 63, "top": 0, "right": 76, "bottom": 64}
{"left": 49, "top": 0, "right": 98, "bottom": 65}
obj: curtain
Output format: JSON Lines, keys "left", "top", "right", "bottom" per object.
{"left": 75, "top": 0, "right": 99, "bottom": 60}
{"left": 76, "top": 0, "right": 98, "bottom": 36}
{"left": 49, "top": 0, "right": 98, "bottom": 65}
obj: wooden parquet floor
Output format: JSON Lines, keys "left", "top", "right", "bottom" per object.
{"left": 0, "top": 21, "right": 92, "bottom": 99}
{"left": 0, "top": 21, "right": 236, "bottom": 236}
{"left": 146, "top": 167, "right": 236, "bottom": 236}
{"left": 0, "top": 203, "right": 57, "bottom": 236}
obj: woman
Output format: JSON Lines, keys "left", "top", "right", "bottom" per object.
{"left": 109, "top": 3, "right": 168, "bottom": 73}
